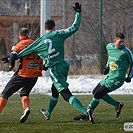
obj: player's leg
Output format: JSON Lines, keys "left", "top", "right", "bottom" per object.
{"left": 20, "top": 77, "right": 37, "bottom": 110}
{"left": 88, "top": 84, "right": 110, "bottom": 123}
{"left": 21, "top": 96, "right": 30, "bottom": 110}
{"left": 101, "top": 79, "right": 124, "bottom": 118}
{"left": 40, "top": 84, "right": 59, "bottom": 120}
{"left": 60, "top": 88, "right": 88, "bottom": 117}
{"left": 19, "top": 96, "right": 31, "bottom": 123}
{"left": 0, "top": 97, "right": 7, "bottom": 113}
{"left": 73, "top": 83, "right": 110, "bottom": 123}
{"left": 88, "top": 83, "right": 110, "bottom": 110}
{"left": 101, "top": 94, "right": 123, "bottom": 118}
{"left": 102, "top": 94, "right": 118, "bottom": 106}
{"left": 90, "top": 84, "right": 123, "bottom": 120}
{"left": 0, "top": 73, "right": 24, "bottom": 113}
{"left": 49, "top": 62, "right": 88, "bottom": 118}
{"left": 19, "top": 77, "right": 37, "bottom": 123}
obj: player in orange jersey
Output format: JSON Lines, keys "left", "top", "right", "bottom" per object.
{"left": 0, "top": 28, "right": 43, "bottom": 123}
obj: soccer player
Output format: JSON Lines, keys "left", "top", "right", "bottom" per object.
{"left": 0, "top": 28, "right": 43, "bottom": 123}
{"left": 16, "top": 2, "right": 89, "bottom": 120}
{"left": 73, "top": 33, "right": 133, "bottom": 123}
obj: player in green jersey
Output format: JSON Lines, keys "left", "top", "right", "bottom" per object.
{"left": 16, "top": 2, "right": 90, "bottom": 121}
{"left": 73, "top": 33, "right": 133, "bottom": 123}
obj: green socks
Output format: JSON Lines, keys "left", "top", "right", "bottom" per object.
{"left": 87, "top": 94, "right": 119, "bottom": 112}
{"left": 101, "top": 94, "right": 119, "bottom": 106}
{"left": 69, "top": 96, "right": 88, "bottom": 116}
{"left": 88, "top": 97, "right": 100, "bottom": 110}
{"left": 45, "top": 94, "right": 118, "bottom": 117}
{"left": 46, "top": 96, "right": 58, "bottom": 116}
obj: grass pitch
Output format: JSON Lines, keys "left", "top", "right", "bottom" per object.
{"left": 0, "top": 94, "right": 132, "bottom": 133}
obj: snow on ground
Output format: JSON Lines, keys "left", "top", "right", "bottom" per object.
{"left": 0, "top": 71, "right": 132, "bottom": 95}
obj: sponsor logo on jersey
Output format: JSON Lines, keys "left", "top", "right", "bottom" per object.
{"left": 109, "top": 61, "right": 118, "bottom": 70}
{"left": 109, "top": 56, "right": 121, "bottom": 61}
{"left": 48, "top": 52, "right": 60, "bottom": 59}
{"left": 28, "top": 62, "right": 40, "bottom": 68}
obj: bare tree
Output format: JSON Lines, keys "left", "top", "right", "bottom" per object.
{"left": 0, "top": 0, "right": 132, "bottom": 74}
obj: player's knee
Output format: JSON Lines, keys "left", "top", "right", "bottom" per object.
{"left": 92, "top": 83, "right": 101, "bottom": 95}
{"left": 1, "top": 93, "right": 9, "bottom": 100}
{"left": 52, "top": 93, "right": 59, "bottom": 98}
{"left": 94, "top": 92, "right": 102, "bottom": 99}
{"left": 60, "top": 89, "right": 72, "bottom": 102}
{"left": 20, "top": 93, "right": 29, "bottom": 97}
{"left": 51, "top": 84, "right": 59, "bottom": 98}
{"left": 62, "top": 95, "right": 70, "bottom": 102}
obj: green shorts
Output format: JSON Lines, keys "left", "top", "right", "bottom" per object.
{"left": 100, "top": 76, "right": 124, "bottom": 91}
{"left": 49, "top": 61, "right": 70, "bottom": 92}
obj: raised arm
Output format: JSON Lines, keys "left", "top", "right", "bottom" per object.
{"left": 58, "top": 2, "right": 81, "bottom": 39}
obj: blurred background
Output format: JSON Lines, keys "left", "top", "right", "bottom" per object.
{"left": 0, "top": 0, "right": 132, "bottom": 75}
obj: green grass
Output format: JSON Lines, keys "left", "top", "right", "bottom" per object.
{"left": 0, "top": 94, "right": 132, "bottom": 133}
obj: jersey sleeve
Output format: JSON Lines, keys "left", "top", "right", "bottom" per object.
{"left": 106, "top": 43, "right": 111, "bottom": 67}
{"left": 57, "top": 12, "right": 81, "bottom": 39}
{"left": 17, "top": 37, "right": 43, "bottom": 59}
{"left": 131, "top": 67, "right": 133, "bottom": 78}
{"left": 13, "top": 43, "right": 25, "bottom": 53}
{"left": 125, "top": 47, "right": 133, "bottom": 78}
{"left": 9, "top": 42, "right": 24, "bottom": 67}
{"left": 17, "top": 12, "right": 81, "bottom": 59}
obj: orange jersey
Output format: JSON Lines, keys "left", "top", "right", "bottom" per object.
{"left": 13, "top": 38, "right": 43, "bottom": 78}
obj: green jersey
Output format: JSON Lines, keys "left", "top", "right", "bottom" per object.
{"left": 106, "top": 43, "right": 133, "bottom": 79}
{"left": 100, "top": 43, "right": 133, "bottom": 91}
{"left": 17, "top": 12, "right": 81, "bottom": 67}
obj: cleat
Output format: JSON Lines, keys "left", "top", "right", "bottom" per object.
{"left": 40, "top": 109, "right": 50, "bottom": 120}
{"left": 19, "top": 107, "right": 30, "bottom": 123}
{"left": 73, "top": 114, "right": 89, "bottom": 121}
{"left": 116, "top": 102, "right": 124, "bottom": 118}
{"left": 87, "top": 109, "right": 95, "bottom": 124}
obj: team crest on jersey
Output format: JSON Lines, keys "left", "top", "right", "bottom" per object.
{"left": 109, "top": 61, "right": 118, "bottom": 70}
{"left": 28, "top": 62, "right": 40, "bottom": 68}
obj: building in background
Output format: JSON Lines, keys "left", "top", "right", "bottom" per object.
{"left": 0, "top": 0, "right": 132, "bottom": 74}
{"left": 0, "top": 0, "right": 62, "bottom": 53}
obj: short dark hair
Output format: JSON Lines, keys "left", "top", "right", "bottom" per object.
{"left": 45, "top": 19, "right": 55, "bottom": 30}
{"left": 115, "top": 33, "right": 125, "bottom": 39}
{"left": 19, "top": 28, "right": 29, "bottom": 36}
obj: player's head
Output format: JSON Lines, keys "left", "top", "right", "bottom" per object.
{"left": 45, "top": 19, "right": 55, "bottom": 30}
{"left": 115, "top": 33, "right": 125, "bottom": 39}
{"left": 114, "top": 33, "right": 125, "bottom": 49}
{"left": 19, "top": 28, "right": 30, "bottom": 38}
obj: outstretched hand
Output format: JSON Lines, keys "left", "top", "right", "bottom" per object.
{"left": 1, "top": 56, "right": 9, "bottom": 63}
{"left": 125, "top": 77, "right": 131, "bottom": 83}
{"left": 73, "top": 2, "right": 81, "bottom": 12}
{"left": 103, "top": 67, "right": 109, "bottom": 75}
{"left": 8, "top": 66, "right": 14, "bottom": 71}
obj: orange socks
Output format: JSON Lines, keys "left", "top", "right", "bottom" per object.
{"left": 0, "top": 97, "right": 8, "bottom": 113}
{"left": 21, "top": 96, "right": 30, "bottom": 110}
